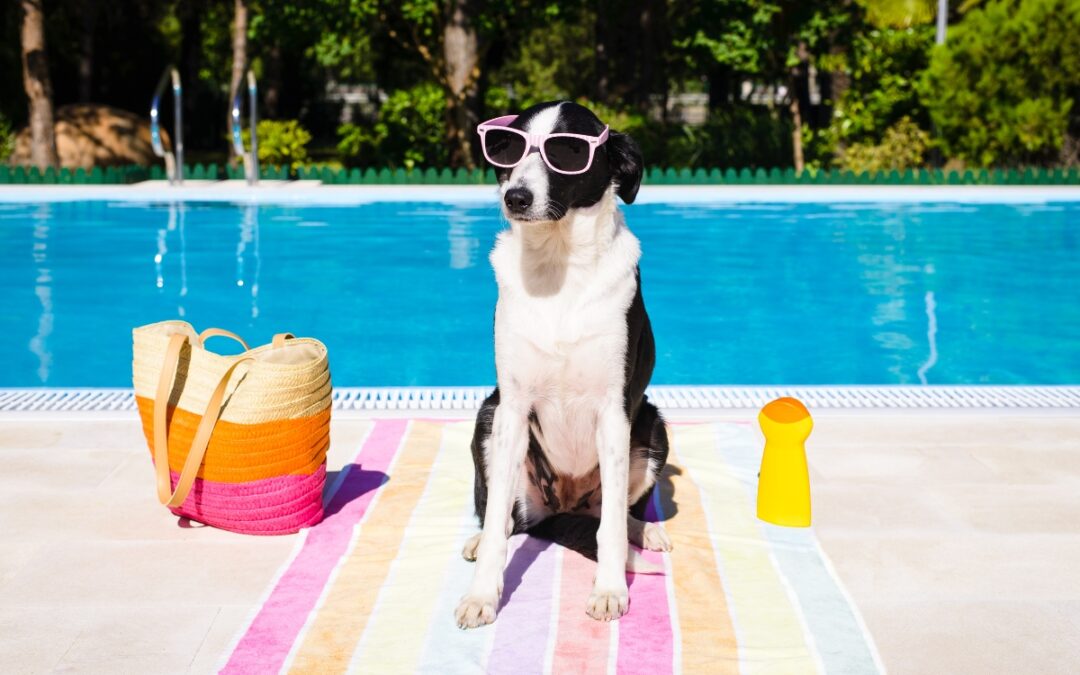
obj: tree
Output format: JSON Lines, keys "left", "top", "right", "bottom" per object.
{"left": 670, "top": 0, "right": 853, "bottom": 172}
{"left": 227, "top": 0, "right": 249, "bottom": 161}
{"left": 919, "top": 0, "right": 1080, "bottom": 167}
{"left": 19, "top": 0, "right": 58, "bottom": 168}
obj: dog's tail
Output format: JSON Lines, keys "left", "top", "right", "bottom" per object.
{"left": 527, "top": 514, "right": 662, "bottom": 574}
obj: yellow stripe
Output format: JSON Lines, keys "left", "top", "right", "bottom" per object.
{"left": 346, "top": 421, "right": 475, "bottom": 672}
{"left": 662, "top": 427, "right": 739, "bottom": 674}
{"left": 287, "top": 421, "right": 445, "bottom": 673}
{"left": 674, "top": 424, "right": 816, "bottom": 674}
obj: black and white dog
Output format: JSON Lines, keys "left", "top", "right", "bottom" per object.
{"left": 456, "top": 101, "right": 670, "bottom": 629}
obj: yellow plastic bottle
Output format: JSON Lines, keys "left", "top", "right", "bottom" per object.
{"left": 757, "top": 397, "right": 812, "bottom": 527}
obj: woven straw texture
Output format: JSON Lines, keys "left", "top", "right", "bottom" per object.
{"left": 132, "top": 320, "right": 331, "bottom": 535}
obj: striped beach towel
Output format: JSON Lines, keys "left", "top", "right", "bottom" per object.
{"left": 219, "top": 419, "right": 883, "bottom": 674}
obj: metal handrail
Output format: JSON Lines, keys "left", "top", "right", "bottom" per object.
{"left": 150, "top": 67, "right": 183, "bottom": 185}
{"left": 231, "top": 70, "right": 259, "bottom": 185}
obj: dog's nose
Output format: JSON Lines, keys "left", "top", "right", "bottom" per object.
{"left": 504, "top": 188, "right": 533, "bottom": 214}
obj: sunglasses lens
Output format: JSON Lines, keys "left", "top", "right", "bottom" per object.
{"left": 484, "top": 129, "right": 526, "bottom": 166}
{"left": 543, "top": 136, "right": 591, "bottom": 173}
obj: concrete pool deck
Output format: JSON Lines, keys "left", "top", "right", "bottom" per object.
{"left": 1, "top": 406, "right": 1079, "bottom": 673}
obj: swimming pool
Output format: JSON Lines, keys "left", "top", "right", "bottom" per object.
{"left": 1, "top": 197, "right": 1078, "bottom": 387}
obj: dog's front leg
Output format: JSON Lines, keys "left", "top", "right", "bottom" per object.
{"left": 455, "top": 400, "right": 529, "bottom": 629}
{"left": 588, "top": 403, "right": 631, "bottom": 621}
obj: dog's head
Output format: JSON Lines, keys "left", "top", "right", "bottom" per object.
{"left": 484, "top": 101, "right": 643, "bottom": 223}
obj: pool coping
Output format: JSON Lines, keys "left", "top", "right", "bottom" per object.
{"left": 1, "top": 183, "right": 1079, "bottom": 204}
{"left": 2, "top": 386, "right": 1077, "bottom": 416}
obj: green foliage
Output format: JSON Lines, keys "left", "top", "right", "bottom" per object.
{"left": 484, "top": 19, "right": 595, "bottom": 111}
{"left": 242, "top": 120, "right": 312, "bottom": 169}
{"left": 0, "top": 114, "right": 14, "bottom": 163}
{"left": 337, "top": 83, "right": 447, "bottom": 169}
{"left": 840, "top": 117, "right": 930, "bottom": 171}
{"left": 830, "top": 27, "right": 933, "bottom": 148}
{"left": 920, "top": 0, "right": 1080, "bottom": 167}
{"left": 857, "top": 0, "right": 936, "bottom": 28}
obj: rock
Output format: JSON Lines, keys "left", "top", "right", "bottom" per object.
{"left": 10, "top": 103, "right": 168, "bottom": 168}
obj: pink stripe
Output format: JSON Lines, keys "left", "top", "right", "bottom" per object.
{"left": 552, "top": 550, "right": 611, "bottom": 672}
{"left": 617, "top": 497, "right": 674, "bottom": 674}
{"left": 220, "top": 419, "right": 408, "bottom": 675}
{"left": 487, "top": 536, "right": 559, "bottom": 674}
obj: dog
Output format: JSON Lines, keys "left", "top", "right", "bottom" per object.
{"left": 455, "top": 101, "right": 670, "bottom": 629}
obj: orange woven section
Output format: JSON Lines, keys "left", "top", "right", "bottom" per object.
{"left": 136, "top": 396, "right": 329, "bottom": 482}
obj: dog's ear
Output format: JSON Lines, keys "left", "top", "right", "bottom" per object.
{"left": 607, "top": 131, "right": 643, "bottom": 204}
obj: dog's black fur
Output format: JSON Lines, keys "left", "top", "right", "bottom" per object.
{"left": 469, "top": 101, "right": 668, "bottom": 560}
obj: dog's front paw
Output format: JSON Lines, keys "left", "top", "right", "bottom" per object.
{"left": 455, "top": 593, "right": 498, "bottom": 629}
{"left": 461, "top": 532, "right": 481, "bottom": 561}
{"left": 586, "top": 586, "right": 629, "bottom": 622}
{"left": 642, "top": 522, "right": 672, "bottom": 552}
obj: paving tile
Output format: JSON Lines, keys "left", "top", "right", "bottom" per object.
{"left": 52, "top": 605, "right": 220, "bottom": 675}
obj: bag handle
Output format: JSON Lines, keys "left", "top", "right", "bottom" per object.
{"left": 272, "top": 332, "right": 295, "bottom": 348}
{"left": 153, "top": 332, "right": 254, "bottom": 507}
{"left": 198, "top": 327, "right": 250, "bottom": 351}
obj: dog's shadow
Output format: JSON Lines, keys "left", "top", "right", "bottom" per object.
{"left": 646, "top": 463, "right": 681, "bottom": 523}
{"left": 497, "top": 462, "right": 682, "bottom": 607}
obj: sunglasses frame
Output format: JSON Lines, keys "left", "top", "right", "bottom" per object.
{"left": 476, "top": 115, "right": 610, "bottom": 176}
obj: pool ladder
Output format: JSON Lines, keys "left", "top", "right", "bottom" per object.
{"left": 231, "top": 70, "right": 260, "bottom": 185}
{"left": 150, "top": 67, "right": 183, "bottom": 185}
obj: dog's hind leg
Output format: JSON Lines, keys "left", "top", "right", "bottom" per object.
{"left": 626, "top": 399, "right": 672, "bottom": 552}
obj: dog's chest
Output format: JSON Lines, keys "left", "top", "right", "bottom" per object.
{"left": 491, "top": 226, "right": 640, "bottom": 477}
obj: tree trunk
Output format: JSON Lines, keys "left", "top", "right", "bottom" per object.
{"left": 78, "top": 0, "right": 96, "bottom": 102}
{"left": 20, "top": 0, "right": 59, "bottom": 169}
{"left": 227, "top": 0, "right": 249, "bottom": 162}
{"left": 788, "top": 41, "right": 810, "bottom": 173}
{"left": 443, "top": 0, "right": 478, "bottom": 169}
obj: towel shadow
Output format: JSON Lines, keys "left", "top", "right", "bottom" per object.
{"left": 322, "top": 463, "right": 389, "bottom": 519}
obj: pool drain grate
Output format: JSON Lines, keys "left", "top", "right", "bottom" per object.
{"left": 1, "top": 385, "right": 1079, "bottom": 412}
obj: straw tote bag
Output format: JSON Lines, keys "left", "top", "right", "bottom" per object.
{"left": 132, "top": 320, "right": 331, "bottom": 535}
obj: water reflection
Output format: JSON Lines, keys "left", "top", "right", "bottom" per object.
{"left": 447, "top": 210, "right": 479, "bottom": 270}
{"left": 236, "top": 204, "right": 261, "bottom": 318}
{"left": 154, "top": 202, "right": 189, "bottom": 316}
{"left": 917, "top": 291, "right": 939, "bottom": 385}
{"left": 29, "top": 205, "right": 53, "bottom": 383}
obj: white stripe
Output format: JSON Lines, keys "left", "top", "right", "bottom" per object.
{"left": 542, "top": 546, "right": 565, "bottom": 675}
{"left": 606, "top": 619, "right": 619, "bottom": 675}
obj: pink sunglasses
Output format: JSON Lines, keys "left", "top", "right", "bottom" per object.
{"left": 476, "top": 115, "right": 610, "bottom": 175}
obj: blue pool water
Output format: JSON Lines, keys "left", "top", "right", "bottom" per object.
{"left": 1, "top": 199, "right": 1078, "bottom": 387}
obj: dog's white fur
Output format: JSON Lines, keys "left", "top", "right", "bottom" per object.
{"left": 455, "top": 107, "right": 656, "bottom": 628}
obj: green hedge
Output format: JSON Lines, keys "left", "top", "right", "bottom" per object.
{"left": 1, "top": 163, "right": 1078, "bottom": 185}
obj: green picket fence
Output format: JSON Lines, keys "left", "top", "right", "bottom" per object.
{"left": 1, "top": 164, "right": 1077, "bottom": 185}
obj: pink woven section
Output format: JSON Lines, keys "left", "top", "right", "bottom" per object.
{"left": 166, "top": 464, "right": 326, "bottom": 535}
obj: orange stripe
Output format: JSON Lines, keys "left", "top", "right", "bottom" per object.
{"left": 664, "top": 427, "right": 739, "bottom": 673}
{"left": 136, "top": 396, "right": 329, "bottom": 481}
